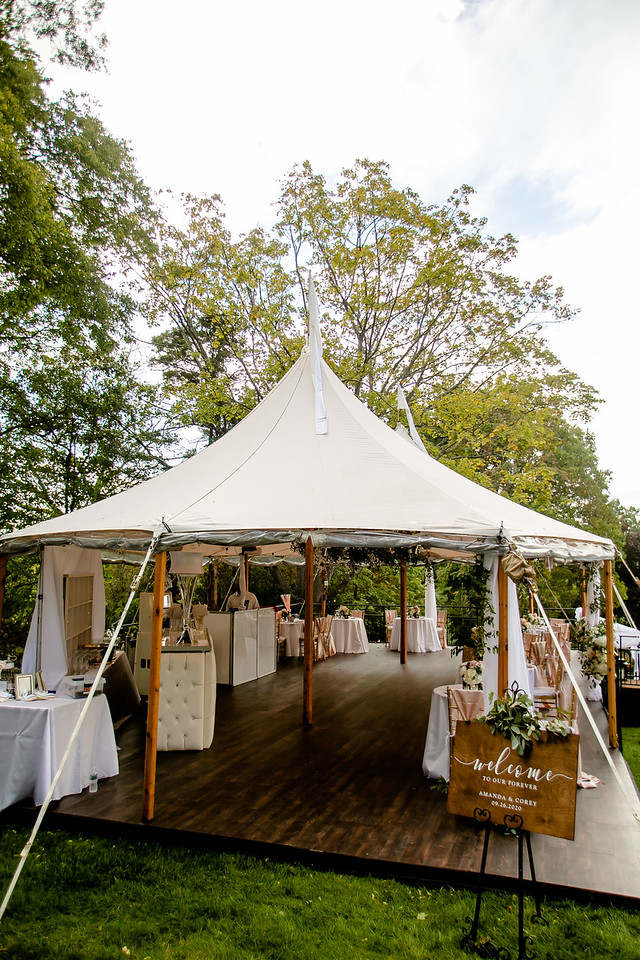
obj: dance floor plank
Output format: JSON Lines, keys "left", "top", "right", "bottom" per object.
{"left": 16, "top": 646, "right": 640, "bottom": 903}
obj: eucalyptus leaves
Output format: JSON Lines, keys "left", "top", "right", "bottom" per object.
{"left": 481, "top": 686, "right": 571, "bottom": 757}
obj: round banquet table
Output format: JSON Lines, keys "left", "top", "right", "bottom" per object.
{"left": 390, "top": 617, "right": 441, "bottom": 653}
{"left": 422, "top": 683, "right": 485, "bottom": 781}
{"left": 279, "top": 620, "right": 305, "bottom": 658}
{"left": 331, "top": 617, "right": 369, "bottom": 654}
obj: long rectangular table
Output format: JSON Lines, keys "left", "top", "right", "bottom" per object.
{"left": 0, "top": 694, "right": 119, "bottom": 810}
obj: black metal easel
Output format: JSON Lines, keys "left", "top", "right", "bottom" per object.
{"left": 461, "top": 809, "right": 546, "bottom": 960}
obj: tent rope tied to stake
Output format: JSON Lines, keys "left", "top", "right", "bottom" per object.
{"left": 0, "top": 529, "right": 162, "bottom": 924}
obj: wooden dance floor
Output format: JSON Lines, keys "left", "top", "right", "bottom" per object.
{"left": 17, "top": 646, "right": 640, "bottom": 903}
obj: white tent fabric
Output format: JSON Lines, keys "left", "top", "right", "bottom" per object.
{"left": 482, "top": 555, "right": 532, "bottom": 709}
{"left": 0, "top": 349, "right": 614, "bottom": 564}
{"left": 22, "top": 545, "right": 105, "bottom": 689}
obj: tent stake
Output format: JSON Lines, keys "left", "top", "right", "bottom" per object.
{"left": 303, "top": 536, "right": 313, "bottom": 726}
{"left": 142, "top": 550, "right": 166, "bottom": 821}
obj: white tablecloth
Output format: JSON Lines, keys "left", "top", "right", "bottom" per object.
{"left": 422, "top": 684, "right": 455, "bottom": 780}
{"left": 279, "top": 620, "right": 305, "bottom": 657}
{"left": 0, "top": 694, "right": 118, "bottom": 809}
{"left": 331, "top": 618, "right": 369, "bottom": 654}
{"left": 422, "top": 684, "right": 485, "bottom": 781}
{"left": 390, "top": 618, "right": 440, "bottom": 653}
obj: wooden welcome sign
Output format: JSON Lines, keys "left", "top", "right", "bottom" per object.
{"left": 447, "top": 723, "right": 580, "bottom": 840}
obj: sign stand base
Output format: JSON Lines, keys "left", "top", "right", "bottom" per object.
{"left": 461, "top": 812, "right": 546, "bottom": 960}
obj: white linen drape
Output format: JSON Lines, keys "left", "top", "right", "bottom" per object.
{"left": 22, "top": 545, "right": 106, "bottom": 690}
{"left": 424, "top": 567, "right": 437, "bottom": 621}
{"left": 482, "top": 555, "right": 532, "bottom": 712}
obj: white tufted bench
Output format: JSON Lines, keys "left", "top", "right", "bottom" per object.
{"left": 157, "top": 644, "right": 217, "bottom": 751}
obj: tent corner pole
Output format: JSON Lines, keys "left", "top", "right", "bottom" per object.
{"left": 603, "top": 558, "right": 619, "bottom": 749}
{"left": 303, "top": 536, "right": 313, "bottom": 726}
{"left": 497, "top": 559, "right": 509, "bottom": 699}
{"left": 142, "top": 550, "right": 166, "bottom": 821}
{"left": 0, "top": 554, "right": 7, "bottom": 640}
{"left": 400, "top": 560, "right": 407, "bottom": 664}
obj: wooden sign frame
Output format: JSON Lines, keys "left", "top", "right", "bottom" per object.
{"left": 447, "top": 723, "right": 579, "bottom": 840}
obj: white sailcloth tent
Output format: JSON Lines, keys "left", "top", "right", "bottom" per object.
{"left": 0, "top": 348, "right": 615, "bottom": 565}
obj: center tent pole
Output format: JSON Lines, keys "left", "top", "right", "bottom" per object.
{"left": 303, "top": 535, "right": 314, "bottom": 726}
{"left": 497, "top": 558, "right": 509, "bottom": 699}
{"left": 400, "top": 559, "right": 407, "bottom": 664}
{"left": 603, "top": 558, "right": 619, "bottom": 749}
{"left": 142, "top": 550, "right": 166, "bottom": 822}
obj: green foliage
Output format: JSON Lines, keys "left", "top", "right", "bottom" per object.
{"left": 481, "top": 686, "right": 570, "bottom": 757}
{"left": 436, "top": 559, "right": 490, "bottom": 649}
{"left": 1, "top": 825, "right": 640, "bottom": 959}
{"left": 143, "top": 194, "right": 303, "bottom": 442}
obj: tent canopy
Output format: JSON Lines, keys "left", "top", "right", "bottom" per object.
{"left": 0, "top": 349, "right": 614, "bottom": 564}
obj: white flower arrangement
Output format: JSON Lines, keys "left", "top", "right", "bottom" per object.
{"left": 460, "top": 660, "right": 483, "bottom": 689}
{"left": 408, "top": 606, "right": 421, "bottom": 618}
{"left": 521, "top": 614, "right": 545, "bottom": 632}
{"left": 573, "top": 620, "right": 607, "bottom": 686}
{"left": 335, "top": 605, "right": 350, "bottom": 619}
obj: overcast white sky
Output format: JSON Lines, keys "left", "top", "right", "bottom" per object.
{"left": 50, "top": 0, "right": 640, "bottom": 509}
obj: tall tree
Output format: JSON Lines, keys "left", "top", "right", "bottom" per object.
{"left": 144, "top": 194, "right": 303, "bottom": 443}
{"left": 276, "top": 160, "right": 574, "bottom": 415}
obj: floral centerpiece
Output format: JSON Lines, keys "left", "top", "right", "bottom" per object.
{"left": 460, "top": 660, "right": 483, "bottom": 690}
{"left": 335, "top": 605, "right": 350, "bottom": 619}
{"left": 408, "top": 606, "right": 421, "bottom": 619}
{"left": 280, "top": 594, "right": 292, "bottom": 621}
{"left": 572, "top": 618, "right": 607, "bottom": 687}
{"left": 521, "top": 614, "right": 545, "bottom": 632}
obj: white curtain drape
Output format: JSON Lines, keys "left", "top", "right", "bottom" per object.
{"left": 22, "top": 545, "right": 105, "bottom": 690}
{"left": 424, "top": 567, "right": 437, "bottom": 621}
{"left": 482, "top": 555, "right": 532, "bottom": 711}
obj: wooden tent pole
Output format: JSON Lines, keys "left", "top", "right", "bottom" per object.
{"left": 529, "top": 587, "right": 535, "bottom": 617}
{"left": 603, "top": 559, "right": 619, "bottom": 749}
{"left": 400, "top": 559, "right": 407, "bottom": 664}
{"left": 244, "top": 553, "right": 250, "bottom": 593}
{"left": 303, "top": 536, "right": 314, "bottom": 726}
{"left": 142, "top": 550, "right": 166, "bottom": 822}
{"left": 208, "top": 560, "right": 218, "bottom": 610}
{"left": 0, "top": 554, "right": 7, "bottom": 640}
{"left": 497, "top": 558, "right": 509, "bottom": 699}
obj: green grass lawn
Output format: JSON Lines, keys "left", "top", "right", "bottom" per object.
{"left": 1, "top": 825, "right": 639, "bottom": 960}
{"left": 622, "top": 727, "right": 640, "bottom": 788}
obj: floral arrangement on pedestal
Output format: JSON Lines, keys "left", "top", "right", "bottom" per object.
{"left": 572, "top": 618, "right": 607, "bottom": 687}
{"left": 335, "top": 605, "right": 350, "bottom": 619}
{"left": 408, "top": 606, "right": 421, "bottom": 618}
{"left": 460, "top": 660, "right": 483, "bottom": 690}
{"left": 521, "top": 614, "right": 545, "bottom": 632}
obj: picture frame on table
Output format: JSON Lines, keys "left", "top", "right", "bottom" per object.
{"left": 35, "top": 670, "right": 46, "bottom": 693}
{"left": 15, "top": 673, "right": 34, "bottom": 699}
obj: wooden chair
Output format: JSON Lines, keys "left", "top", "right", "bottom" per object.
{"left": 523, "top": 631, "right": 537, "bottom": 660}
{"left": 384, "top": 610, "right": 397, "bottom": 647}
{"left": 437, "top": 610, "right": 447, "bottom": 648}
{"left": 446, "top": 686, "right": 485, "bottom": 760}
{"left": 350, "top": 610, "right": 364, "bottom": 619}
{"left": 533, "top": 653, "right": 565, "bottom": 714}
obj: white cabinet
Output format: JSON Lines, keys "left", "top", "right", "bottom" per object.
{"left": 204, "top": 609, "right": 277, "bottom": 686}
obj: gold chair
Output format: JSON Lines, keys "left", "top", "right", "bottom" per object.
{"left": 384, "top": 610, "right": 397, "bottom": 647}
{"left": 350, "top": 610, "right": 364, "bottom": 619}
{"left": 437, "top": 610, "right": 447, "bottom": 648}
{"left": 314, "top": 616, "right": 335, "bottom": 660}
{"left": 446, "top": 686, "right": 485, "bottom": 761}
{"left": 533, "top": 653, "right": 565, "bottom": 714}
